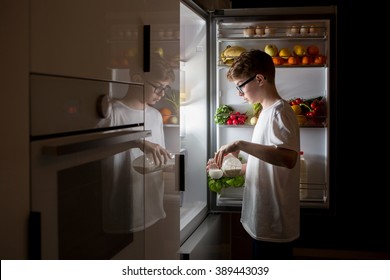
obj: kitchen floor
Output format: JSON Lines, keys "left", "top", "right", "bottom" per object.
{"left": 293, "top": 248, "right": 390, "bottom": 260}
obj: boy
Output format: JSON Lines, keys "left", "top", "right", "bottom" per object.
{"left": 214, "top": 49, "right": 300, "bottom": 259}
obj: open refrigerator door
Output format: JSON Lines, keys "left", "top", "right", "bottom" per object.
{"left": 173, "top": 3, "right": 336, "bottom": 259}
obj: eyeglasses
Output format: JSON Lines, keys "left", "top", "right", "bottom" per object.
{"left": 235, "top": 75, "right": 257, "bottom": 95}
{"left": 146, "top": 81, "right": 171, "bottom": 95}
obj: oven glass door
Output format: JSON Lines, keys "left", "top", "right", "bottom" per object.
{"left": 30, "top": 130, "right": 151, "bottom": 259}
{"left": 30, "top": 72, "right": 181, "bottom": 260}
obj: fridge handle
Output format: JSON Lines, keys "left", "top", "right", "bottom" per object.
{"left": 41, "top": 130, "right": 151, "bottom": 156}
{"left": 175, "top": 153, "right": 185, "bottom": 192}
{"left": 143, "top": 25, "right": 150, "bottom": 72}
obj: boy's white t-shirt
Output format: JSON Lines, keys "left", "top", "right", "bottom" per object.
{"left": 241, "top": 99, "right": 300, "bottom": 242}
{"left": 99, "top": 100, "right": 166, "bottom": 233}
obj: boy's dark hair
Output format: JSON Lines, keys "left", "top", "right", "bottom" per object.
{"left": 227, "top": 49, "right": 275, "bottom": 84}
{"left": 147, "top": 53, "right": 175, "bottom": 83}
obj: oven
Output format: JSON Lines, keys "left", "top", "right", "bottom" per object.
{"left": 28, "top": 73, "right": 150, "bottom": 259}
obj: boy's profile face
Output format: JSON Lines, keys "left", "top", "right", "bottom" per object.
{"left": 145, "top": 79, "right": 171, "bottom": 105}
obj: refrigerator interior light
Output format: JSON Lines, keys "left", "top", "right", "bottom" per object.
{"left": 180, "top": 62, "right": 187, "bottom": 103}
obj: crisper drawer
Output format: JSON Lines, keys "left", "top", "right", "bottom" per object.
{"left": 215, "top": 184, "right": 328, "bottom": 209}
{"left": 216, "top": 187, "right": 244, "bottom": 207}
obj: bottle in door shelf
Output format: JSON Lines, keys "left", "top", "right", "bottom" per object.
{"left": 300, "top": 151, "right": 308, "bottom": 199}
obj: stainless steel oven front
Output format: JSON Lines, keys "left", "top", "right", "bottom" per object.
{"left": 29, "top": 73, "right": 149, "bottom": 259}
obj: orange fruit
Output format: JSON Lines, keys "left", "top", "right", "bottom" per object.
{"left": 307, "top": 45, "right": 319, "bottom": 56}
{"left": 287, "top": 56, "right": 300, "bottom": 65}
{"left": 272, "top": 57, "right": 284, "bottom": 65}
{"left": 314, "top": 55, "right": 326, "bottom": 64}
{"left": 159, "top": 108, "right": 172, "bottom": 124}
{"left": 301, "top": 56, "right": 312, "bottom": 65}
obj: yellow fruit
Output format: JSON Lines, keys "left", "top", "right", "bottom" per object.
{"left": 291, "top": 105, "right": 302, "bottom": 115}
{"left": 279, "top": 48, "right": 291, "bottom": 59}
{"left": 293, "top": 45, "right": 306, "bottom": 57}
{"left": 221, "top": 45, "right": 246, "bottom": 65}
{"left": 264, "top": 44, "right": 279, "bottom": 57}
{"left": 296, "top": 115, "right": 307, "bottom": 125}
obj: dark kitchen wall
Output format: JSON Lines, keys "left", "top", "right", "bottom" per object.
{"left": 230, "top": 1, "right": 389, "bottom": 254}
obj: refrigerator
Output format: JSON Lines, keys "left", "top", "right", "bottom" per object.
{"left": 26, "top": 0, "right": 336, "bottom": 259}
{"left": 172, "top": 2, "right": 337, "bottom": 258}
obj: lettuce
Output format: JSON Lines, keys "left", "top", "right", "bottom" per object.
{"left": 208, "top": 175, "right": 245, "bottom": 193}
{"left": 214, "top": 105, "right": 234, "bottom": 125}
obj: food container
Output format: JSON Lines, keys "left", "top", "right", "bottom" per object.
{"left": 133, "top": 153, "right": 175, "bottom": 174}
{"left": 221, "top": 154, "right": 242, "bottom": 177}
{"left": 243, "top": 26, "right": 255, "bottom": 37}
{"left": 209, "top": 168, "right": 223, "bottom": 179}
{"left": 207, "top": 154, "right": 245, "bottom": 193}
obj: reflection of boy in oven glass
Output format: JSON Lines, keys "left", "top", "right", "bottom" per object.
{"left": 98, "top": 53, "right": 175, "bottom": 233}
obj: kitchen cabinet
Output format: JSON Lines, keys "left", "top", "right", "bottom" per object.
{"left": 0, "top": 0, "right": 30, "bottom": 259}
{"left": 30, "top": 0, "right": 178, "bottom": 81}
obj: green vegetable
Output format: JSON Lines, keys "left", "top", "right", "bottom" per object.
{"left": 214, "top": 105, "right": 234, "bottom": 125}
{"left": 252, "top": 103, "right": 262, "bottom": 117}
{"left": 208, "top": 175, "right": 245, "bottom": 193}
{"left": 299, "top": 102, "right": 312, "bottom": 112}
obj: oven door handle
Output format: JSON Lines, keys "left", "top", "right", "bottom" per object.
{"left": 42, "top": 130, "right": 151, "bottom": 156}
